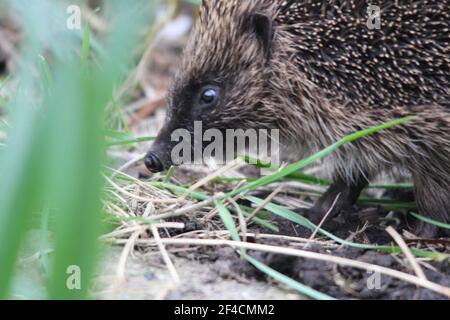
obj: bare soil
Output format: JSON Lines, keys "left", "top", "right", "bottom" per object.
{"left": 97, "top": 201, "right": 450, "bottom": 300}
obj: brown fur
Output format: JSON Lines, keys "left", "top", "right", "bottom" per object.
{"left": 149, "top": 0, "right": 450, "bottom": 237}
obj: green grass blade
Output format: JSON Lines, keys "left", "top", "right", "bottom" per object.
{"left": 164, "top": 166, "right": 175, "bottom": 183}
{"left": 226, "top": 117, "right": 416, "bottom": 199}
{"left": 409, "top": 212, "right": 450, "bottom": 230}
{"left": 242, "top": 156, "right": 414, "bottom": 190}
{"left": 245, "top": 255, "right": 335, "bottom": 300}
{"left": 215, "top": 200, "right": 240, "bottom": 242}
{"left": 106, "top": 136, "right": 154, "bottom": 147}
{"left": 44, "top": 64, "right": 105, "bottom": 299}
{"left": 0, "top": 50, "right": 46, "bottom": 299}
{"left": 38, "top": 55, "right": 52, "bottom": 90}
{"left": 81, "top": 26, "right": 91, "bottom": 64}
{"left": 246, "top": 195, "right": 386, "bottom": 249}
{"left": 245, "top": 196, "right": 449, "bottom": 261}
{"left": 39, "top": 207, "right": 50, "bottom": 276}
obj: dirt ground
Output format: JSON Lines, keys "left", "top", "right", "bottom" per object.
{"left": 14, "top": 232, "right": 300, "bottom": 300}
{"left": 96, "top": 194, "right": 450, "bottom": 300}
{"left": 15, "top": 212, "right": 449, "bottom": 300}
{"left": 99, "top": 213, "right": 450, "bottom": 300}
{"left": 93, "top": 247, "right": 302, "bottom": 300}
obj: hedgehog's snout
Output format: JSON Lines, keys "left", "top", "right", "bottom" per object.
{"left": 145, "top": 126, "right": 176, "bottom": 173}
{"left": 144, "top": 152, "right": 164, "bottom": 173}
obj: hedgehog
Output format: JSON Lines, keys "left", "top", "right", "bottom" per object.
{"left": 145, "top": 0, "right": 450, "bottom": 237}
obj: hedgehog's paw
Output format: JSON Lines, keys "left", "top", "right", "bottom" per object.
{"left": 306, "top": 179, "right": 366, "bottom": 224}
{"left": 411, "top": 220, "right": 439, "bottom": 239}
{"left": 301, "top": 206, "right": 342, "bottom": 231}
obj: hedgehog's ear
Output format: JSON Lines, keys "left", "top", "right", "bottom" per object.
{"left": 247, "top": 13, "right": 274, "bottom": 59}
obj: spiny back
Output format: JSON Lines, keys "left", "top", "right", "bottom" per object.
{"left": 276, "top": 0, "right": 450, "bottom": 109}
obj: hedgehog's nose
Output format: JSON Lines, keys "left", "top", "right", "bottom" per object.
{"left": 144, "top": 152, "right": 164, "bottom": 173}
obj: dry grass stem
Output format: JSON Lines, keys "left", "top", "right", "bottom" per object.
{"left": 304, "top": 193, "right": 341, "bottom": 249}
{"left": 386, "top": 226, "right": 427, "bottom": 281}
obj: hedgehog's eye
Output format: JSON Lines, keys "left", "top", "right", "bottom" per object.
{"left": 199, "top": 86, "right": 220, "bottom": 107}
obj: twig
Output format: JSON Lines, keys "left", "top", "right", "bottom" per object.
{"left": 150, "top": 226, "right": 180, "bottom": 283}
{"left": 104, "top": 174, "right": 178, "bottom": 203}
{"left": 151, "top": 195, "right": 220, "bottom": 221}
{"left": 204, "top": 180, "right": 247, "bottom": 221}
{"left": 100, "top": 222, "right": 184, "bottom": 240}
{"left": 181, "top": 159, "right": 242, "bottom": 200}
{"left": 141, "top": 202, "right": 180, "bottom": 284}
{"left": 304, "top": 193, "right": 341, "bottom": 249}
{"left": 245, "top": 186, "right": 283, "bottom": 224}
{"left": 386, "top": 226, "right": 427, "bottom": 281}
{"left": 229, "top": 197, "right": 247, "bottom": 242}
{"left": 112, "top": 230, "right": 336, "bottom": 247}
{"left": 116, "top": 230, "right": 141, "bottom": 280}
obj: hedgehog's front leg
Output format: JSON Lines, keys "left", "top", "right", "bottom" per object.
{"left": 306, "top": 175, "right": 368, "bottom": 225}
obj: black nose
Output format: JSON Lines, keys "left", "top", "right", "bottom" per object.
{"left": 144, "top": 152, "right": 164, "bottom": 173}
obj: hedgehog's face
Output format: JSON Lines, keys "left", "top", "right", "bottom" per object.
{"left": 145, "top": 3, "right": 276, "bottom": 172}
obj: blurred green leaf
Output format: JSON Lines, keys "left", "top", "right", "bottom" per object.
{"left": 0, "top": 0, "right": 160, "bottom": 299}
